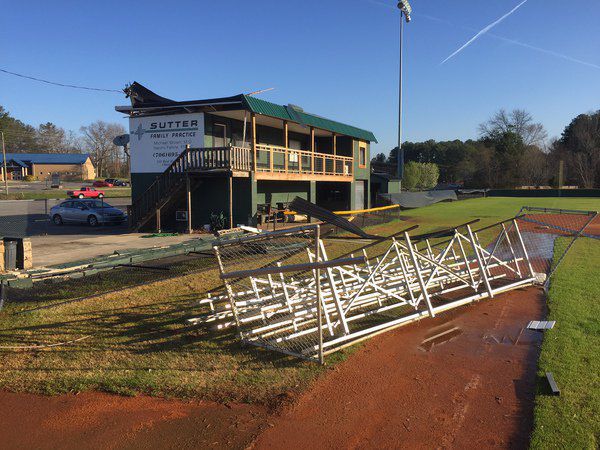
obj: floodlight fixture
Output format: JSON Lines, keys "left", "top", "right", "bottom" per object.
{"left": 397, "top": 0, "right": 412, "bottom": 22}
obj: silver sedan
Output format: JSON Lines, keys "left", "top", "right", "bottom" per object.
{"left": 50, "top": 199, "right": 127, "bottom": 227}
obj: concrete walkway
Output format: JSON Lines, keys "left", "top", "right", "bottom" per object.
{"left": 30, "top": 233, "right": 203, "bottom": 267}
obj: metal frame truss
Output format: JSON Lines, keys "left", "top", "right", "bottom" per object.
{"left": 188, "top": 207, "right": 597, "bottom": 363}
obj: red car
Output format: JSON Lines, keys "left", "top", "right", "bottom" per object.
{"left": 67, "top": 187, "right": 105, "bottom": 199}
{"left": 93, "top": 180, "right": 113, "bottom": 188}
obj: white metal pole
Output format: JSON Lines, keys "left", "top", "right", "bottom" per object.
{"left": 1, "top": 131, "right": 8, "bottom": 195}
{"left": 315, "top": 225, "right": 324, "bottom": 364}
{"left": 397, "top": 11, "right": 404, "bottom": 188}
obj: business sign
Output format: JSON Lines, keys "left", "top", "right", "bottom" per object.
{"left": 129, "top": 113, "right": 204, "bottom": 173}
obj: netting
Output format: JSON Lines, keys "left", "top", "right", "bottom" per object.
{"left": 205, "top": 226, "right": 324, "bottom": 361}
{"left": 328, "top": 205, "right": 402, "bottom": 235}
{"left": 513, "top": 206, "right": 597, "bottom": 281}
{"left": 1, "top": 252, "right": 216, "bottom": 313}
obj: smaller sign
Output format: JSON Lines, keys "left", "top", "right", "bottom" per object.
{"left": 176, "top": 211, "right": 188, "bottom": 222}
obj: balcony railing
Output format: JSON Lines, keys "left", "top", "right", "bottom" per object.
{"left": 255, "top": 144, "right": 353, "bottom": 178}
{"left": 184, "top": 146, "right": 253, "bottom": 172}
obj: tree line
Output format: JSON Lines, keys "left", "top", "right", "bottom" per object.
{"left": 373, "top": 108, "right": 600, "bottom": 189}
{"left": 0, "top": 105, "right": 128, "bottom": 178}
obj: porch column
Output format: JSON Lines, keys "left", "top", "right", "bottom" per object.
{"left": 251, "top": 113, "right": 257, "bottom": 171}
{"left": 228, "top": 175, "right": 234, "bottom": 229}
{"left": 309, "top": 180, "right": 317, "bottom": 223}
{"left": 250, "top": 171, "right": 258, "bottom": 226}
{"left": 333, "top": 133, "right": 337, "bottom": 156}
{"left": 186, "top": 174, "right": 192, "bottom": 234}
{"left": 156, "top": 207, "right": 161, "bottom": 233}
{"left": 310, "top": 126, "right": 315, "bottom": 174}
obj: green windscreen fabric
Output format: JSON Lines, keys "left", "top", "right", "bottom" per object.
{"left": 381, "top": 190, "right": 457, "bottom": 209}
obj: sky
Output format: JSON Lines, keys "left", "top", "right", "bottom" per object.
{"left": 1, "top": 0, "right": 599, "bottom": 155}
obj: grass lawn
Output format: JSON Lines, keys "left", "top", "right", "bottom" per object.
{"left": 0, "top": 187, "right": 131, "bottom": 200}
{"left": 0, "top": 196, "right": 598, "bottom": 406}
{"left": 530, "top": 237, "right": 600, "bottom": 449}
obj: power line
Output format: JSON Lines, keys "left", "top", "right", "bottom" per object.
{"left": 0, "top": 68, "right": 122, "bottom": 93}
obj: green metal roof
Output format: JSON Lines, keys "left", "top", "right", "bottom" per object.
{"left": 243, "top": 95, "right": 377, "bottom": 143}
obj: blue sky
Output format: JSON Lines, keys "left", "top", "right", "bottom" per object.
{"left": 1, "top": 0, "right": 599, "bottom": 155}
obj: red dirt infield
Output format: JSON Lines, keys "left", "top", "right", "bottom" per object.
{"left": 1, "top": 287, "right": 545, "bottom": 449}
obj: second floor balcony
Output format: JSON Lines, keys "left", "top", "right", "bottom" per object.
{"left": 182, "top": 144, "right": 354, "bottom": 181}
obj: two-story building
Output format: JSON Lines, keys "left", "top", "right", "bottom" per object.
{"left": 116, "top": 82, "right": 377, "bottom": 231}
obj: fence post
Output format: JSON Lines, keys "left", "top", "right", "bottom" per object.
{"left": 0, "top": 280, "right": 6, "bottom": 311}
{"left": 315, "top": 225, "right": 324, "bottom": 364}
{"left": 185, "top": 144, "right": 191, "bottom": 170}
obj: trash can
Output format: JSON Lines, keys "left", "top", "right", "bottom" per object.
{"left": 4, "top": 240, "right": 17, "bottom": 271}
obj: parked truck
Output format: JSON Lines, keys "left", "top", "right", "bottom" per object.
{"left": 67, "top": 187, "right": 105, "bottom": 199}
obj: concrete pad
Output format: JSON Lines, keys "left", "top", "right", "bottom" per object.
{"left": 30, "top": 233, "right": 203, "bottom": 267}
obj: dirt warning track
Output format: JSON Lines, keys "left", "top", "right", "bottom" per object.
{"left": 252, "top": 287, "right": 545, "bottom": 449}
{"left": 0, "top": 288, "right": 545, "bottom": 449}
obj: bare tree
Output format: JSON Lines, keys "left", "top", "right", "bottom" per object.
{"left": 479, "top": 109, "right": 548, "bottom": 147}
{"left": 553, "top": 112, "right": 600, "bottom": 188}
{"left": 80, "top": 121, "right": 126, "bottom": 178}
{"left": 520, "top": 146, "right": 550, "bottom": 186}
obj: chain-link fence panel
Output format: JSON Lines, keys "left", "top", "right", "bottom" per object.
{"left": 208, "top": 226, "right": 326, "bottom": 361}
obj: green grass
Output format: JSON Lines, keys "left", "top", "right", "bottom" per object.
{"left": 530, "top": 237, "right": 600, "bottom": 449}
{"left": 0, "top": 187, "right": 131, "bottom": 200}
{"left": 0, "top": 196, "right": 598, "bottom": 407}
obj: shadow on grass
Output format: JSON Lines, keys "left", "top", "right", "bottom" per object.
{"left": 0, "top": 289, "right": 311, "bottom": 373}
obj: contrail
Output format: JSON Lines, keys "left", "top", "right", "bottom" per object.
{"left": 487, "top": 32, "right": 600, "bottom": 70}
{"left": 441, "top": 0, "right": 529, "bottom": 64}
{"left": 362, "top": 0, "right": 600, "bottom": 71}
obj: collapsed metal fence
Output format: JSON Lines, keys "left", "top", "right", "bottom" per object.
{"left": 190, "top": 207, "right": 597, "bottom": 362}
{"left": 0, "top": 251, "right": 216, "bottom": 313}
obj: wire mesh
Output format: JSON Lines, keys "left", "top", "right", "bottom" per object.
{"left": 195, "top": 207, "right": 597, "bottom": 362}
{"left": 331, "top": 205, "right": 401, "bottom": 234}
{"left": 514, "top": 207, "right": 597, "bottom": 280}
{"left": 2, "top": 252, "right": 217, "bottom": 313}
{"left": 212, "top": 226, "right": 324, "bottom": 361}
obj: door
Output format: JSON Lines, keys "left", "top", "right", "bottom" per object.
{"left": 213, "top": 123, "right": 227, "bottom": 147}
{"left": 355, "top": 181, "right": 366, "bottom": 211}
{"left": 59, "top": 201, "right": 78, "bottom": 222}
{"left": 71, "top": 201, "right": 90, "bottom": 223}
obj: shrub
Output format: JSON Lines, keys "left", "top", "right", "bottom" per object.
{"left": 23, "top": 175, "right": 37, "bottom": 182}
{"left": 402, "top": 162, "right": 439, "bottom": 190}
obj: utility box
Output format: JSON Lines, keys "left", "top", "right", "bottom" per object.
{"left": 2, "top": 237, "right": 33, "bottom": 271}
{"left": 4, "top": 240, "right": 17, "bottom": 271}
{"left": 51, "top": 173, "right": 61, "bottom": 189}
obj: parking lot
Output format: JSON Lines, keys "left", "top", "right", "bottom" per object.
{"left": 0, "top": 196, "right": 204, "bottom": 268}
{"left": 0, "top": 197, "right": 131, "bottom": 237}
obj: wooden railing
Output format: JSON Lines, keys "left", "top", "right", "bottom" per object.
{"left": 186, "top": 146, "right": 252, "bottom": 171}
{"left": 255, "top": 144, "right": 353, "bottom": 178}
{"left": 131, "top": 146, "right": 251, "bottom": 229}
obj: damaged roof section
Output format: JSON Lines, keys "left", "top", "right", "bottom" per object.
{"left": 116, "top": 82, "right": 377, "bottom": 142}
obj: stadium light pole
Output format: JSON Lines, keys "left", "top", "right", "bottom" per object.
{"left": 396, "top": 1, "right": 411, "bottom": 189}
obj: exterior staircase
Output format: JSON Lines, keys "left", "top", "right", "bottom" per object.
{"left": 130, "top": 145, "right": 252, "bottom": 231}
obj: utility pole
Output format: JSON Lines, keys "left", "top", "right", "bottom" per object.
{"left": 396, "top": 1, "right": 412, "bottom": 190}
{"left": 1, "top": 131, "right": 8, "bottom": 195}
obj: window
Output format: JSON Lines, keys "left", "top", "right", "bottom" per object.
{"left": 359, "top": 145, "right": 367, "bottom": 168}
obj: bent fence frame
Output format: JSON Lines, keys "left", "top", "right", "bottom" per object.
{"left": 191, "top": 207, "right": 597, "bottom": 363}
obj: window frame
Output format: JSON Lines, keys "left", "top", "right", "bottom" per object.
{"left": 358, "top": 144, "right": 367, "bottom": 169}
